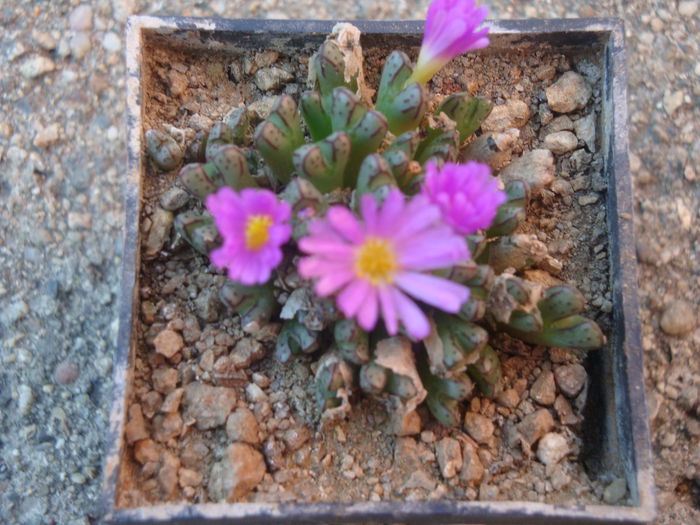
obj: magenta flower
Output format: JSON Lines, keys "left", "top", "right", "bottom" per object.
{"left": 206, "top": 187, "right": 291, "bottom": 285}
{"left": 409, "top": 0, "right": 490, "bottom": 85}
{"left": 298, "top": 190, "right": 471, "bottom": 339}
{"left": 422, "top": 161, "right": 506, "bottom": 235}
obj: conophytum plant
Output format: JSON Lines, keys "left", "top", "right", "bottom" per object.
{"left": 145, "top": 0, "right": 605, "bottom": 428}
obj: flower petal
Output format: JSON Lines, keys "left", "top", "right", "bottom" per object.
{"left": 390, "top": 287, "right": 431, "bottom": 339}
{"left": 395, "top": 271, "right": 470, "bottom": 313}
{"left": 315, "top": 270, "right": 355, "bottom": 296}
{"left": 398, "top": 232, "right": 469, "bottom": 270}
{"left": 376, "top": 189, "right": 405, "bottom": 235}
{"left": 357, "top": 287, "right": 379, "bottom": 331}
{"left": 337, "top": 279, "right": 371, "bottom": 318}
{"left": 327, "top": 206, "right": 364, "bottom": 243}
{"left": 360, "top": 194, "right": 379, "bottom": 234}
{"left": 378, "top": 286, "right": 399, "bottom": 335}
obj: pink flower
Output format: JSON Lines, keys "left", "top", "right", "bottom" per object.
{"left": 298, "top": 190, "right": 471, "bottom": 339}
{"left": 206, "top": 187, "right": 291, "bottom": 285}
{"left": 409, "top": 0, "right": 490, "bottom": 85}
{"left": 422, "top": 161, "right": 506, "bottom": 235}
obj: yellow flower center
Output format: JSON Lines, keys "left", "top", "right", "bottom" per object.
{"left": 245, "top": 214, "right": 273, "bottom": 250}
{"left": 354, "top": 237, "right": 398, "bottom": 285}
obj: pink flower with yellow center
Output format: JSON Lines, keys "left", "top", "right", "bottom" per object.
{"left": 298, "top": 189, "right": 471, "bottom": 339}
{"left": 422, "top": 160, "right": 506, "bottom": 235}
{"left": 206, "top": 187, "right": 291, "bottom": 285}
{"left": 409, "top": 0, "right": 490, "bottom": 85}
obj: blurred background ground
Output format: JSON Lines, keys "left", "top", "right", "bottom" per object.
{"left": 0, "top": 0, "right": 697, "bottom": 523}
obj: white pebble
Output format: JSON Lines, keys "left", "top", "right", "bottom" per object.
{"left": 18, "top": 385, "right": 35, "bottom": 415}
{"left": 536, "top": 432, "right": 569, "bottom": 465}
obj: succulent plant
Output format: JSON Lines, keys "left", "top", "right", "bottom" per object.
{"left": 144, "top": 8, "right": 605, "bottom": 430}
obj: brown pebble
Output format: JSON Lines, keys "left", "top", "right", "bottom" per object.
{"left": 125, "top": 404, "right": 149, "bottom": 444}
{"left": 208, "top": 443, "right": 267, "bottom": 501}
{"left": 660, "top": 300, "right": 695, "bottom": 336}
{"left": 152, "top": 367, "right": 178, "bottom": 395}
{"left": 530, "top": 370, "right": 556, "bottom": 406}
{"left": 154, "top": 329, "right": 184, "bottom": 359}
{"left": 517, "top": 408, "right": 554, "bottom": 446}
{"left": 134, "top": 439, "right": 161, "bottom": 465}
{"left": 54, "top": 361, "right": 79, "bottom": 385}
{"left": 463, "top": 412, "right": 495, "bottom": 443}
{"left": 179, "top": 468, "right": 203, "bottom": 488}
{"left": 554, "top": 364, "right": 587, "bottom": 398}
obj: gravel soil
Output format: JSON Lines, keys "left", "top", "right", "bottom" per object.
{"left": 0, "top": 1, "right": 698, "bottom": 524}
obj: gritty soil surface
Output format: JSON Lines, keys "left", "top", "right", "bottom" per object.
{"left": 114, "top": 34, "right": 619, "bottom": 508}
{"left": 0, "top": 1, "right": 698, "bottom": 524}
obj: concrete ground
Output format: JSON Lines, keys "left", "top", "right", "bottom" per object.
{"left": 0, "top": 0, "right": 697, "bottom": 523}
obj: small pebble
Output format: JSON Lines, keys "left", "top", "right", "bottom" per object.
{"left": 70, "top": 32, "right": 91, "bottom": 60}
{"left": 554, "top": 364, "right": 588, "bottom": 397}
{"left": 153, "top": 329, "right": 184, "bottom": 359}
{"left": 500, "top": 149, "right": 555, "bottom": 194}
{"left": 20, "top": 56, "right": 56, "bottom": 79}
{"left": 545, "top": 71, "right": 592, "bottom": 113}
{"left": 102, "top": 32, "right": 121, "bottom": 54}
{"left": 17, "top": 385, "right": 35, "bottom": 415}
{"left": 530, "top": 370, "right": 556, "bottom": 406}
{"left": 69, "top": 5, "right": 93, "bottom": 31}
{"left": 480, "top": 99, "right": 531, "bottom": 132}
{"left": 536, "top": 433, "right": 569, "bottom": 465}
{"left": 603, "top": 478, "right": 627, "bottom": 504}
{"left": 679, "top": 1, "right": 699, "bottom": 17}
{"left": 543, "top": 131, "right": 578, "bottom": 155}
{"left": 463, "top": 412, "right": 494, "bottom": 443}
{"left": 578, "top": 193, "right": 599, "bottom": 206}
{"left": 660, "top": 300, "right": 695, "bottom": 336}
{"left": 34, "top": 124, "right": 61, "bottom": 148}
{"left": 54, "top": 361, "right": 79, "bottom": 385}
{"left": 435, "top": 437, "right": 462, "bottom": 479}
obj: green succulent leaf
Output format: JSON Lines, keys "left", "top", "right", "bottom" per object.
{"left": 210, "top": 144, "right": 258, "bottom": 190}
{"left": 300, "top": 91, "right": 332, "bottom": 142}
{"left": 179, "top": 162, "right": 222, "bottom": 200}
{"left": 386, "top": 130, "right": 421, "bottom": 158}
{"left": 275, "top": 320, "right": 320, "bottom": 362}
{"left": 293, "top": 131, "right": 351, "bottom": 193}
{"left": 224, "top": 107, "right": 250, "bottom": 145}
{"left": 185, "top": 130, "right": 208, "bottom": 163}
{"left": 145, "top": 129, "right": 183, "bottom": 172}
{"left": 494, "top": 279, "right": 606, "bottom": 351}
{"left": 437, "top": 93, "right": 493, "bottom": 143}
{"left": 205, "top": 121, "right": 234, "bottom": 161}
{"left": 334, "top": 319, "right": 370, "bottom": 365}
{"left": 356, "top": 153, "right": 395, "bottom": 203}
{"left": 376, "top": 51, "right": 427, "bottom": 134}
{"left": 253, "top": 94, "right": 305, "bottom": 184}
{"left": 382, "top": 82, "right": 428, "bottom": 136}
{"left": 467, "top": 345, "right": 502, "bottom": 397}
{"left": 173, "top": 211, "right": 219, "bottom": 255}
{"left": 315, "top": 353, "right": 354, "bottom": 411}
{"left": 313, "top": 41, "right": 357, "bottom": 111}
{"left": 344, "top": 110, "right": 389, "bottom": 186}
{"left": 430, "top": 313, "right": 489, "bottom": 372}
{"left": 220, "top": 282, "right": 277, "bottom": 334}
{"left": 359, "top": 362, "right": 388, "bottom": 395}
{"left": 486, "top": 180, "right": 530, "bottom": 237}
{"left": 425, "top": 393, "right": 462, "bottom": 427}
{"left": 329, "top": 87, "right": 367, "bottom": 132}
{"left": 417, "top": 350, "right": 473, "bottom": 426}
{"left": 415, "top": 128, "right": 460, "bottom": 165}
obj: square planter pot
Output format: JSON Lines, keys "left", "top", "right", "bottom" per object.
{"left": 103, "top": 15, "right": 655, "bottom": 524}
